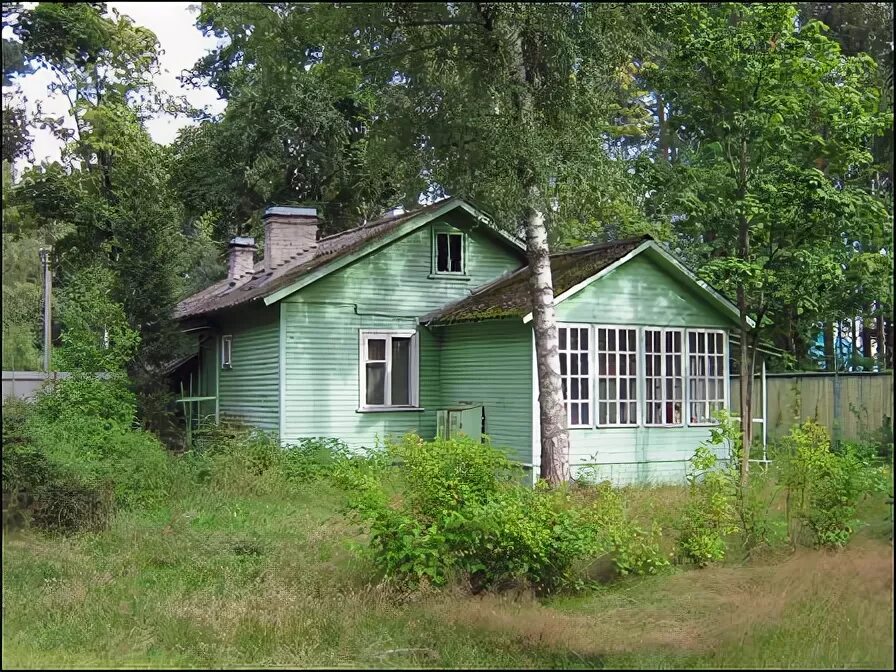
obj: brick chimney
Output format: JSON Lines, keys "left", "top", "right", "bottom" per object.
{"left": 228, "top": 236, "right": 256, "bottom": 283}
{"left": 263, "top": 206, "right": 319, "bottom": 270}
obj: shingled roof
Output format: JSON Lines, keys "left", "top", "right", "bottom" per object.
{"left": 422, "top": 236, "right": 652, "bottom": 325}
{"left": 175, "top": 199, "right": 461, "bottom": 320}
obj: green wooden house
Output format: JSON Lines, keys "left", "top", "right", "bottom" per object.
{"left": 174, "top": 197, "right": 745, "bottom": 485}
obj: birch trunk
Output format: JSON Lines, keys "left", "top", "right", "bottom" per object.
{"left": 498, "top": 17, "right": 571, "bottom": 484}
{"left": 525, "top": 201, "right": 570, "bottom": 484}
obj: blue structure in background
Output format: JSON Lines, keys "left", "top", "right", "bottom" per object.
{"left": 808, "top": 321, "right": 877, "bottom": 371}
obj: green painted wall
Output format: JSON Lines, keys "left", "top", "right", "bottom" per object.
{"left": 555, "top": 251, "right": 733, "bottom": 328}
{"left": 280, "top": 302, "right": 438, "bottom": 448}
{"left": 289, "top": 213, "right": 524, "bottom": 314}
{"left": 437, "top": 319, "right": 533, "bottom": 464}
{"left": 279, "top": 213, "right": 524, "bottom": 449}
{"left": 214, "top": 306, "right": 280, "bottom": 431}
{"left": 197, "top": 335, "right": 218, "bottom": 423}
{"left": 550, "top": 250, "right": 736, "bottom": 484}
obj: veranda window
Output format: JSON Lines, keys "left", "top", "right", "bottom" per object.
{"left": 686, "top": 329, "right": 726, "bottom": 424}
{"left": 644, "top": 329, "right": 684, "bottom": 426}
{"left": 359, "top": 330, "right": 419, "bottom": 409}
{"left": 596, "top": 327, "right": 639, "bottom": 426}
{"left": 558, "top": 326, "right": 591, "bottom": 427}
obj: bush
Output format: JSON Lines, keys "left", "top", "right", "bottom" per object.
{"left": 338, "top": 434, "right": 666, "bottom": 593}
{"left": 3, "top": 399, "right": 114, "bottom": 534}
{"left": 780, "top": 420, "right": 889, "bottom": 548}
{"left": 281, "top": 437, "right": 354, "bottom": 483}
{"left": 677, "top": 412, "right": 741, "bottom": 566}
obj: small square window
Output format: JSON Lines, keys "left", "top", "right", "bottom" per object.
{"left": 221, "top": 335, "right": 232, "bottom": 369}
{"left": 434, "top": 231, "right": 464, "bottom": 274}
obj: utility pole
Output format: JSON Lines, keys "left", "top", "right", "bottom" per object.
{"left": 39, "top": 247, "right": 52, "bottom": 374}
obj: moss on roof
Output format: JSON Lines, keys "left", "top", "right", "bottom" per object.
{"left": 422, "top": 236, "right": 651, "bottom": 325}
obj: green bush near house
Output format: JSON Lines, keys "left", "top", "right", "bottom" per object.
{"left": 336, "top": 433, "right": 668, "bottom": 593}
{"left": 778, "top": 420, "right": 890, "bottom": 548}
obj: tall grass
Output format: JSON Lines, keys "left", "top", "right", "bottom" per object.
{"left": 3, "top": 458, "right": 893, "bottom": 669}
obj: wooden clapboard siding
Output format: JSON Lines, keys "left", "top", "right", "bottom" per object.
{"left": 215, "top": 306, "right": 280, "bottom": 431}
{"left": 278, "top": 213, "right": 525, "bottom": 448}
{"left": 437, "top": 319, "right": 533, "bottom": 464}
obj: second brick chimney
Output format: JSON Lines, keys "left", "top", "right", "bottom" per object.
{"left": 228, "top": 236, "right": 256, "bottom": 283}
{"left": 263, "top": 206, "right": 319, "bottom": 270}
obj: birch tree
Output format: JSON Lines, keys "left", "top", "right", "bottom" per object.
{"left": 309, "top": 1, "right": 647, "bottom": 483}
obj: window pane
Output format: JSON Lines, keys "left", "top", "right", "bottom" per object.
{"left": 436, "top": 233, "right": 449, "bottom": 272}
{"left": 560, "top": 352, "right": 567, "bottom": 375}
{"left": 559, "top": 328, "right": 567, "bottom": 349}
{"left": 367, "top": 338, "right": 386, "bottom": 360}
{"left": 449, "top": 234, "right": 463, "bottom": 272}
{"left": 580, "top": 329, "right": 589, "bottom": 349}
{"left": 571, "top": 404, "right": 580, "bottom": 426}
{"left": 581, "top": 404, "right": 589, "bottom": 425}
{"left": 580, "top": 353, "right": 589, "bottom": 375}
{"left": 366, "top": 363, "right": 385, "bottom": 405}
{"left": 391, "top": 338, "right": 411, "bottom": 405}
{"left": 571, "top": 329, "right": 578, "bottom": 350}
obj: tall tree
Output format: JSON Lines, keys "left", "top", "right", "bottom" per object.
{"left": 302, "top": 1, "right": 648, "bottom": 482}
{"left": 10, "top": 3, "right": 192, "bottom": 429}
{"left": 643, "top": 3, "right": 889, "bottom": 480}
{"left": 174, "top": 2, "right": 417, "bottom": 240}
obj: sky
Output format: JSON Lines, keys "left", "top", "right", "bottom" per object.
{"left": 9, "top": 2, "right": 226, "bottom": 167}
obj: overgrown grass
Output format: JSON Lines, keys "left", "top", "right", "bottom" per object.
{"left": 3, "top": 458, "right": 893, "bottom": 669}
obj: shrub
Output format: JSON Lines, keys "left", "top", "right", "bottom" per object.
{"left": 677, "top": 412, "right": 741, "bottom": 566}
{"left": 779, "top": 420, "right": 889, "bottom": 548}
{"left": 281, "top": 437, "right": 353, "bottom": 482}
{"left": 338, "top": 434, "right": 665, "bottom": 593}
{"left": 584, "top": 482, "right": 671, "bottom": 577}
{"left": 3, "top": 399, "right": 115, "bottom": 534}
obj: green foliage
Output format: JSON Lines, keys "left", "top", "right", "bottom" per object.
{"left": 779, "top": 419, "right": 889, "bottom": 548}
{"left": 642, "top": 2, "right": 892, "bottom": 385}
{"left": 678, "top": 412, "right": 742, "bottom": 566}
{"left": 2, "top": 398, "right": 115, "bottom": 534}
{"left": 338, "top": 434, "right": 666, "bottom": 593}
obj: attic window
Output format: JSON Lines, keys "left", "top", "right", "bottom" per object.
{"left": 434, "top": 231, "right": 464, "bottom": 274}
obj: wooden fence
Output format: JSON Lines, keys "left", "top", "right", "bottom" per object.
{"left": 730, "top": 371, "right": 894, "bottom": 444}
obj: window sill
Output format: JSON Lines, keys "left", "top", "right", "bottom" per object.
{"left": 356, "top": 407, "right": 425, "bottom": 413}
{"left": 645, "top": 424, "right": 686, "bottom": 429}
{"left": 687, "top": 422, "right": 720, "bottom": 428}
{"left": 428, "top": 273, "right": 471, "bottom": 281}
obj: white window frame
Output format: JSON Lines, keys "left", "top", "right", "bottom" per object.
{"left": 221, "top": 334, "right": 232, "bottom": 369}
{"left": 685, "top": 328, "right": 728, "bottom": 426}
{"left": 594, "top": 324, "right": 641, "bottom": 428}
{"left": 432, "top": 229, "right": 466, "bottom": 276}
{"left": 643, "top": 327, "right": 685, "bottom": 427}
{"left": 358, "top": 329, "right": 420, "bottom": 410}
{"left": 558, "top": 324, "right": 592, "bottom": 428}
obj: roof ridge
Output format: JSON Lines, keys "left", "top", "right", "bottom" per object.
{"left": 552, "top": 235, "right": 652, "bottom": 257}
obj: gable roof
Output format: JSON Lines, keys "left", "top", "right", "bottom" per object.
{"left": 422, "top": 236, "right": 748, "bottom": 327}
{"left": 175, "top": 197, "right": 524, "bottom": 320}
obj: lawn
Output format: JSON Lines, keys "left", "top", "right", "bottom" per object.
{"left": 3, "top": 474, "right": 893, "bottom": 669}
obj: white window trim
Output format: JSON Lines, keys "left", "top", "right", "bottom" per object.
{"left": 685, "top": 328, "right": 728, "bottom": 427}
{"left": 221, "top": 334, "right": 232, "bottom": 369}
{"left": 358, "top": 329, "right": 420, "bottom": 411}
{"left": 643, "top": 327, "right": 685, "bottom": 428}
{"left": 558, "top": 323, "right": 593, "bottom": 429}
{"left": 594, "top": 324, "right": 641, "bottom": 428}
{"left": 432, "top": 229, "right": 467, "bottom": 276}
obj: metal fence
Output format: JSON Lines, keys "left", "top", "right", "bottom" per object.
{"left": 731, "top": 371, "right": 894, "bottom": 444}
